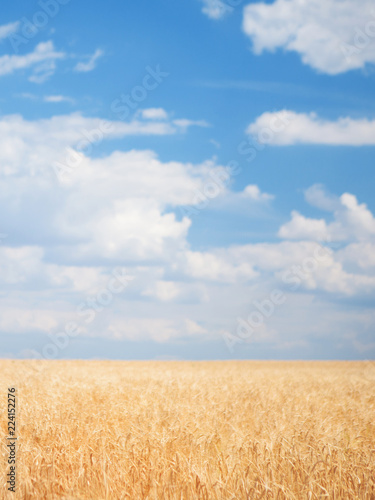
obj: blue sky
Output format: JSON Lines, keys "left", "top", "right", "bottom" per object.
{"left": 1, "top": 0, "right": 375, "bottom": 360}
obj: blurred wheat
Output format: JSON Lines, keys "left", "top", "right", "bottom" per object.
{"left": 1, "top": 360, "right": 374, "bottom": 499}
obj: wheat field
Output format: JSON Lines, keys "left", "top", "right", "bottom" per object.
{"left": 1, "top": 360, "right": 375, "bottom": 499}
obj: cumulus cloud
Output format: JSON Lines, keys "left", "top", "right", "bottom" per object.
{"left": 142, "top": 281, "right": 182, "bottom": 302}
{"left": 74, "top": 48, "right": 104, "bottom": 72}
{"left": 142, "top": 280, "right": 209, "bottom": 304}
{"left": 278, "top": 211, "right": 329, "bottom": 241}
{"left": 0, "top": 113, "right": 230, "bottom": 267}
{"left": 0, "top": 41, "right": 65, "bottom": 81}
{"left": 304, "top": 184, "right": 339, "bottom": 211}
{"left": 0, "top": 112, "right": 209, "bottom": 182}
{"left": 1, "top": 110, "right": 375, "bottom": 350}
{"left": 227, "top": 240, "right": 375, "bottom": 296}
{"left": 0, "top": 111, "right": 279, "bottom": 346}
{"left": 169, "top": 236, "right": 375, "bottom": 300}
{"left": 182, "top": 250, "right": 258, "bottom": 283}
{"left": 0, "top": 246, "right": 102, "bottom": 292}
{"left": 104, "top": 317, "right": 208, "bottom": 342}
{"left": 337, "top": 243, "right": 375, "bottom": 271}
{"left": 241, "top": 184, "right": 274, "bottom": 201}
{"left": 279, "top": 187, "right": 375, "bottom": 242}
{"left": 247, "top": 110, "right": 375, "bottom": 146}
{"left": 203, "top": 183, "right": 274, "bottom": 215}
{"left": 243, "top": 0, "right": 375, "bottom": 74}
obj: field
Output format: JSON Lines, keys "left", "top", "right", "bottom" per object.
{"left": 1, "top": 360, "right": 375, "bottom": 499}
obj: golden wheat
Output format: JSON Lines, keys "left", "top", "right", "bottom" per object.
{"left": 1, "top": 360, "right": 375, "bottom": 499}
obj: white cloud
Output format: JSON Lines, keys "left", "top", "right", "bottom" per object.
{"left": 172, "top": 118, "right": 210, "bottom": 131}
{"left": 18, "top": 94, "right": 74, "bottom": 103}
{"left": 335, "top": 193, "right": 375, "bottom": 241}
{"left": 304, "top": 184, "right": 339, "bottom": 211}
{"left": 200, "top": 0, "right": 233, "bottom": 20}
{"left": 0, "top": 247, "right": 102, "bottom": 292}
{"left": 44, "top": 95, "right": 74, "bottom": 103}
{"left": 243, "top": 0, "right": 375, "bottom": 74}
{"left": 337, "top": 243, "right": 375, "bottom": 270}
{"left": 216, "top": 239, "right": 375, "bottom": 296}
{"left": 143, "top": 281, "right": 181, "bottom": 302}
{"left": 278, "top": 211, "right": 330, "bottom": 241}
{"left": 29, "top": 60, "right": 58, "bottom": 84}
{"left": 206, "top": 183, "right": 274, "bottom": 215}
{"left": 0, "top": 112, "right": 209, "bottom": 180}
{"left": 142, "top": 280, "right": 208, "bottom": 304}
{"left": 241, "top": 184, "right": 274, "bottom": 201}
{"left": 279, "top": 188, "right": 375, "bottom": 242}
{"left": 183, "top": 250, "right": 258, "bottom": 283}
{"left": 0, "top": 113, "right": 225, "bottom": 266}
{"left": 74, "top": 48, "right": 104, "bottom": 72}
{"left": 247, "top": 110, "right": 375, "bottom": 146}
{"left": 167, "top": 236, "right": 375, "bottom": 300}
{"left": 140, "top": 108, "right": 168, "bottom": 120}
{"left": 0, "top": 21, "right": 20, "bottom": 40}
{"left": 1, "top": 110, "right": 375, "bottom": 350}
{"left": 143, "top": 281, "right": 180, "bottom": 302}
{"left": 0, "top": 41, "right": 65, "bottom": 80}
{"left": 104, "top": 317, "right": 207, "bottom": 342}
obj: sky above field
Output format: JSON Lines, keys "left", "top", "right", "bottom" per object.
{"left": 1, "top": 0, "right": 375, "bottom": 360}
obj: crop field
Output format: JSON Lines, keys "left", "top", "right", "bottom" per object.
{"left": 1, "top": 360, "right": 375, "bottom": 499}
